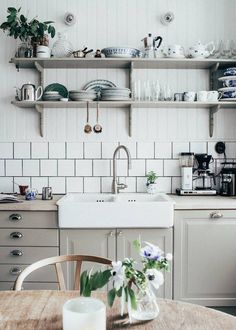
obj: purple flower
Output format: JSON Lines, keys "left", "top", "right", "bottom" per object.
{"left": 140, "top": 242, "right": 163, "bottom": 261}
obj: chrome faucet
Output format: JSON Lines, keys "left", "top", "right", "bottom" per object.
{"left": 112, "top": 145, "right": 132, "bottom": 194}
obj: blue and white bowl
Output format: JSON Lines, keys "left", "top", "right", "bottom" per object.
{"left": 224, "top": 79, "right": 236, "bottom": 87}
{"left": 101, "top": 47, "right": 141, "bottom": 58}
{"left": 224, "top": 67, "right": 236, "bottom": 76}
{"left": 218, "top": 87, "right": 236, "bottom": 98}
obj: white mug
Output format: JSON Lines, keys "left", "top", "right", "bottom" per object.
{"left": 197, "top": 91, "right": 208, "bottom": 102}
{"left": 207, "top": 91, "right": 222, "bottom": 101}
{"left": 36, "top": 45, "right": 51, "bottom": 58}
{"left": 63, "top": 297, "right": 106, "bottom": 330}
{"left": 184, "top": 91, "right": 196, "bottom": 102}
{"left": 163, "top": 44, "right": 185, "bottom": 57}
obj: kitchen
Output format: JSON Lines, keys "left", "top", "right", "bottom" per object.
{"left": 0, "top": 0, "right": 236, "bottom": 329}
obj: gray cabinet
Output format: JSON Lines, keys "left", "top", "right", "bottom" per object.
{"left": 60, "top": 228, "right": 172, "bottom": 298}
{"left": 174, "top": 210, "right": 236, "bottom": 306}
{"left": 0, "top": 211, "right": 59, "bottom": 291}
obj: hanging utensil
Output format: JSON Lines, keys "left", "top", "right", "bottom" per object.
{"left": 93, "top": 102, "right": 102, "bottom": 133}
{"left": 84, "top": 102, "right": 92, "bottom": 134}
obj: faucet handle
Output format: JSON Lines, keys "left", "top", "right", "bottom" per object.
{"left": 117, "top": 183, "right": 128, "bottom": 191}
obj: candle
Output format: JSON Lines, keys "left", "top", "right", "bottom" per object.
{"left": 63, "top": 297, "right": 106, "bottom": 330}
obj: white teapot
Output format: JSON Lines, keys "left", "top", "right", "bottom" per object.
{"left": 188, "top": 41, "right": 215, "bottom": 58}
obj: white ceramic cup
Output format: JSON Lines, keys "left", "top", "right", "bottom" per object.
{"left": 197, "top": 91, "right": 208, "bottom": 102}
{"left": 63, "top": 297, "right": 106, "bottom": 330}
{"left": 163, "top": 44, "right": 185, "bottom": 57}
{"left": 184, "top": 91, "right": 196, "bottom": 102}
{"left": 36, "top": 45, "right": 51, "bottom": 58}
{"left": 207, "top": 91, "right": 222, "bottom": 101}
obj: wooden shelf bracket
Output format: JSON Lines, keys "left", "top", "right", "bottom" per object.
{"left": 34, "top": 61, "right": 45, "bottom": 88}
{"left": 35, "top": 105, "right": 45, "bottom": 137}
{"left": 209, "top": 104, "right": 220, "bottom": 138}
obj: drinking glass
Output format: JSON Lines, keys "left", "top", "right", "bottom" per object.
{"left": 222, "top": 40, "right": 232, "bottom": 58}
{"left": 151, "top": 80, "right": 160, "bottom": 101}
{"left": 161, "top": 84, "right": 172, "bottom": 101}
{"left": 230, "top": 40, "right": 236, "bottom": 59}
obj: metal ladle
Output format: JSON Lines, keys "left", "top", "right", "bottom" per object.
{"left": 84, "top": 102, "right": 92, "bottom": 134}
{"left": 93, "top": 102, "right": 102, "bottom": 133}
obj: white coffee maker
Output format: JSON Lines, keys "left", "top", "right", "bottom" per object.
{"left": 180, "top": 152, "right": 194, "bottom": 190}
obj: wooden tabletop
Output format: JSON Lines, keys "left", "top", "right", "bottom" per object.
{"left": 0, "top": 290, "right": 235, "bottom": 330}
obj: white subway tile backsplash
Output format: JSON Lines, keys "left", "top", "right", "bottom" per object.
{"left": 190, "top": 142, "right": 207, "bottom": 154}
{"left": 129, "top": 160, "right": 146, "bottom": 176}
{"left": 119, "top": 142, "right": 137, "bottom": 158}
{"left": 101, "top": 177, "right": 113, "bottom": 193}
{"left": 156, "top": 177, "right": 172, "bottom": 193}
{"left": 49, "top": 177, "right": 66, "bottom": 194}
{"left": 155, "top": 142, "right": 172, "bottom": 159}
{"left": 49, "top": 143, "right": 65, "bottom": 159}
{"left": 164, "top": 160, "right": 180, "bottom": 176}
{"left": 84, "top": 143, "right": 101, "bottom": 159}
{"left": 76, "top": 160, "right": 92, "bottom": 176}
{"left": 225, "top": 142, "right": 236, "bottom": 158}
{"left": 66, "top": 177, "right": 83, "bottom": 193}
{"left": 6, "top": 160, "right": 22, "bottom": 176}
{"left": 137, "top": 142, "right": 154, "bottom": 159}
{"left": 118, "top": 177, "right": 136, "bottom": 193}
{"left": 207, "top": 142, "right": 224, "bottom": 159}
{"left": 84, "top": 177, "right": 100, "bottom": 193}
{"left": 66, "top": 142, "right": 83, "bottom": 159}
{"left": 173, "top": 142, "right": 189, "bottom": 159}
{"left": 137, "top": 177, "right": 147, "bottom": 193}
{"left": 93, "top": 160, "right": 110, "bottom": 176}
{"left": 23, "top": 160, "right": 39, "bottom": 176}
{"left": 0, "top": 160, "right": 4, "bottom": 176}
{"left": 41, "top": 160, "right": 57, "bottom": 176}
{"left": 0, "top": 143, "right": 13, "bottom": 159}
{"left": 31, "top": 177, "right": 49, "bottom": 192}
{"left": 58, "top": 160, "right": 74, "bottom": 176}
{"left": 116, "top": 159, "right": 129, "bottom": 176}
{"left": 14, "top": 143, "right": 30, "bottom": 159}
{"left": 32, "top": 143, "right": 48, "bottom": 159}
{"left": 102, "top": 142, "right": 118, "bottom": 159}
{"left": 0, "top": 177, "right": 13, "bottom": 193}
{"left": 146, "top": 160, "right": 163, "bottom": 176}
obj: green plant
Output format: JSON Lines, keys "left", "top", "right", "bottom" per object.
{"left": 0, "top": 7, "right": 56, "bottom": 42}
{"left": 146, "top": 171, "right": 158, "bottom": 185}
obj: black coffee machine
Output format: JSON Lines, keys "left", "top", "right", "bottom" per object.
{"left": 220, "top": 162, "right": 236, "bottom": 196}
{"left": 194, "top": 154, "right": 216, "bottom": 192}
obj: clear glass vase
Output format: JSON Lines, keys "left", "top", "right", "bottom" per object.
{"left": 51, "top": 33, "right": 73, "bottom": 58}
{"left": 129, "top": 290, "right": 159, "bottom": 322}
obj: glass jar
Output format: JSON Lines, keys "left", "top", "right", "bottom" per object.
{"left": 51, "top": 33, "right": 73, "bottom": 58}
{"left": 129, "top": 290, "right": 159, "bottom": 322}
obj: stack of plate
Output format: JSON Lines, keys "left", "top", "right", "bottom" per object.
{"left": 101, "top": 88, "right": 131, "bottom": 101}
{"left": 69, "top": 90, "right": 97, "bottom": 101}
{"left": 43, "top": 91, "right": 62, "bottom": 101}
{"left": 218, "top": 67, "right": 236, "bottom": 101}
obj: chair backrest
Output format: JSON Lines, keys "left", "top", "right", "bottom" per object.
{"left": 14, "top": 254, "right": 112, "bottom": 291}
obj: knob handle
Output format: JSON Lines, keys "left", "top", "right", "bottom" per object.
{"left": 9, "top": 214, "right": 22, "bottom": 222}
{"left": 9, "top": 267, "right": 22, "bottom": 276}
{"left": 109, "top": 231, "right": 114, "bottom": 237}
{"left": 210, "top": 211, "right": 223, "bottom": 219}
{"left": 10, "top": 249, "right": 23, "bottom": 256}
{"left": 10, "top": 232, "right": 23, "bottom": 239}
{"left": 118, "top": 231, "right": 123, "bottom": 237}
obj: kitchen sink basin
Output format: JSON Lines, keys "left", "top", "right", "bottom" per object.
{"left": 57, "top": 193, "right": 175, "bottom": 228}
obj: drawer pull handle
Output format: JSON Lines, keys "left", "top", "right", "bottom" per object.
{"left": 10, "top": 249, "right": 23, "bottom": 257}
{"left": 109, "top": 231, "right": 114, "bottom": 237}
{"left": 9, "top": 214, "right": 22, "bottom": 222}
{"left": 9, "top": 267, "right": 22, "bottom": 276}
{"left": 118, "top": 231, "right": 123, "bottom": 237}
{"left": 210, "top": 212, "right": 223, "bottom": 219}
{"left": 10, "top": 232, "right": 23, "bottom": 239}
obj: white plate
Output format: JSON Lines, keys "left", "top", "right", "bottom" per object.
{"left": 101, "top": 97, "right": 131, "bottom": 101}
{"left": 164, "top": 55, "right": 186, "bottom": 59}
{"left": 218, "top": 87, "right": 236, "bottom": 92}
{"left": 220, "top": 98, "right": 236, "bottom": 101}
{"left": 218, "top": 76, "right": 236, "bottom": 81}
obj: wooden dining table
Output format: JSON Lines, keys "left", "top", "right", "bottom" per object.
{"left": 0, "top": 290, "right": 235, "bottom": 330}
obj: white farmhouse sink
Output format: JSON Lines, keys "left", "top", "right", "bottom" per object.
{"left": 57, "top": 193, "right": 175, "bottom": 228}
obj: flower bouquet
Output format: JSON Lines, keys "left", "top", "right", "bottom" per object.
{"left": 79, "top": 240, "right": 172, "bottom": 323}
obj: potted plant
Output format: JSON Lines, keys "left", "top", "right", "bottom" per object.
{"left": 146, "top": 170, "right": 158, "bottom": 194}
{"left": 0, "top": 7, "right": 55, "bottom": 57}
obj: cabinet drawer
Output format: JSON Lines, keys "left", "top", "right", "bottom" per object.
{"left": 0, "top": 246, "right": 58, "bottom": 264}
{"left": 0, "top": 282, "right": 58, "bottom": 291}
{"left": 0, "top": 229, "right": 58, "bottom": 246}
{"left": 0, "top": 264, "right": 57, "bottom": 282}
{"left": 0, "top": 211, "right": 57, "bottom": 228}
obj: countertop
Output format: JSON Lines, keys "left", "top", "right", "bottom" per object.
{"left": 0, "top": 194, "right": 236, "bottom": 211}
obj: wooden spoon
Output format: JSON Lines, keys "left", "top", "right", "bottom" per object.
{"left": 84, "top": 102, "right": 92, "bottom": 134}
{"left": 93, "top": 102, "right": 102, "bottom": 133}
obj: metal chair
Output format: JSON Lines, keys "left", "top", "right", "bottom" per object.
{"left": 14, "top": 254, "right": 112, "bottom": 291}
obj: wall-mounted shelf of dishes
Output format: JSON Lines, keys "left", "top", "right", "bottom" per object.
{"left": 10, "top": 57, "right": 236, "bottom": 137}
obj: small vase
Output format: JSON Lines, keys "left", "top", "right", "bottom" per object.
{"left": 129, "top": 290, "right": 159, "bottom": 322}
{"left": 51, "top": 32, "right": 73, "bottom": 58}
{"left": 146, "top": 183, "right": 157, "bottom": 194}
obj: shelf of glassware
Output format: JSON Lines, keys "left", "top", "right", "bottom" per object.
{"left": 10, "top": 57, "right": 236, "bottom": 70}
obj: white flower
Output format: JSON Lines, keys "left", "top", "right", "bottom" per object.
{"left": 111, "top": 261, "right": 125, "bottom": 291}
{"left": 140, "top": 242, "right": 164, "bottom": 261}
{"left": 145, "top": 269, "right": 164, "bottom": 290}
{"left": 166, "top": 253, "right": 173, "bottom": 261}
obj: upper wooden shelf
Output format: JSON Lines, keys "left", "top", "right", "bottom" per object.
{"left": 10, "top": 57, "right": 236, "bottom": 70}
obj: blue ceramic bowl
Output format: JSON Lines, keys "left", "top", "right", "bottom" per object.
{"left": 222, "top": 90, "right": 236, "bottom": 98}
{"left": 224, "top": 67, "right": 236, "bottom": 76}
{"left": 223, "top": 79, "right": 236, "bottom": 87}
{"left": 101, "top": 47, "right": 141, "bottom": 58}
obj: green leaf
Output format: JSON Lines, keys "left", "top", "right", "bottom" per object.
{"left": 7, "top": 7, "right": 17, "bottom": 13}
{"left": 20, "top": 15, "right": 26, "bottom": 23}
{"left": 127, "top": 287, "right": 137, "bottom": 310}
{"left": 80, "top": 270, "right": 88, "bottom": 295}
{"left": 116, "top": 287, "right": 123, "bottom": 297}
{"left": 107, "top": 288, "right": 116, "bottom": 307}
{"left": 133, "top": 239, "right": 141, "bottom": 252}
{"left": 90, "top": 269, "right": 111, "bottom": 290}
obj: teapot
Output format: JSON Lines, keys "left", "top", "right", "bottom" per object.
{"left": 188, "top": 41, "right": 215, "bottom": 58}
{"left": 16, "top": 83, "right": 43, "bottom": 101}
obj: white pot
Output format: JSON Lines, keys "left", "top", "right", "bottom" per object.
{"left": 146, "top": 183, "right": 158, "bottom": 194}
{"left": 36, "top": 45, "right": 51, "bottom": 58}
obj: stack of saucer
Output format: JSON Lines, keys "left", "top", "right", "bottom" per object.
{"left": 69, "top": 90, "right": 97, "bottom": 101}
{"left": 43, "top": 91, "right": 62, "bottom": 101}
{"left": 218, "top": 67, "right": 236, "bottom": 101}
{"left": 101, "top": 87, "right": 131, "bottom": 101}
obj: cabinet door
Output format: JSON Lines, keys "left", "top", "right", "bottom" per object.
{"left": 174, "top": 210, "right": 236, "bottom": 306}
{"left": 116, "top": 228, "right": 173, "bottom": 299}
{"left": 60, "top": 229, "right": 116, "bottom": 289}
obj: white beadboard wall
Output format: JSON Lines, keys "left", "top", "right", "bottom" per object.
{"left": 0, "top": 0, "right": 236, "bottom": 193}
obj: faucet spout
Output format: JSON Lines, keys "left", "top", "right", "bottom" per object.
{"left": 112, "top": 145, "right": 131, "bottom": 194}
